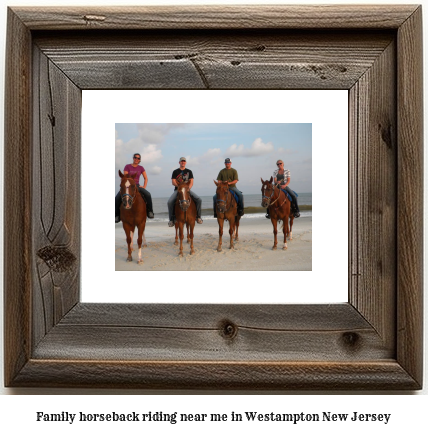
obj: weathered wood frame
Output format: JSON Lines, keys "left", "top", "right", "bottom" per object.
{"left": 4, "top": 5, "right": 423, "bottom": 389}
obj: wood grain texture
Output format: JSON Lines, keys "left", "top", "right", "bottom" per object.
{"left": 349, "top": 40, "right": 397, "bottom": 350}
{"left": 396, "top": 6, "right": 424, "bottom": 386}
{"left": 11, "top": 5, "right": 420, "bottom": 30}
{"left": 32, "top": 46, "right": 81, "bottom": 348}
{"left": 4, "top": 5, "right": 423, "bottom": 390}
{"left": 34, "top": 31, "right": 393, "bottom": 90}
{"left": 4, "top": 8, "right": 32, "bottom": 389}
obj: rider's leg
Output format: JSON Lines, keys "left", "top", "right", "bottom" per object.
{"left": 190, "top": 191, "right": 203, "bottom": 223}
{"left": 285, "top": 186, "right": 300, "bottom": 217}
{"left": 230, "top": 187, "right": 244, "bottom": 216}
{"left": 138, "top": 187, "right": 154, "bottom": 218}
{"left": 115, "top": 191, "right": 121, "bottom": 222}
{"left": 167, "top": 191, "right": 178, "bottom": 226}
{"left": 213, "top": 194, "right": 217, "bottom": 218}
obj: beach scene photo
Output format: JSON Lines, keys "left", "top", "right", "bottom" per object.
{"left": 114, "top": 123, "right": 312, "bottom": 271}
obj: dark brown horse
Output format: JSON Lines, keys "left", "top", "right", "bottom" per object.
{"left": 214, "top": 180, "right": 241, "bottom": 252}
{"left": 174, "top": 180, "right": 196, "bottom": 256}
{"left": 261, "top": 177, "right": 291, "bottom": 250}
{"left": 119, "top": 170, "right": 147, "bottom": 264}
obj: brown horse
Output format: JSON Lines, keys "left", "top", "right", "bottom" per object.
{"left": 214, "top": 180, "right": 241, "bottom": 252}
{"left": 119, "top": 170, "right": 147, "bottom": 264}
{"left": 174, "top": 180, "right": 196, "bottom": 256}
{"left": 261, "top": 177, "right": 291, "bottom": 250}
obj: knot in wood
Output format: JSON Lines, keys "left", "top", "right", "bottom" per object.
{"left": 341, "top": 332, "right": 361, "bottom": 350}
{"left": 37, "top": 245, "right": 76, "bottom": 272}
{"left": 219, "top": 320, "right": 238, "bottom": 340}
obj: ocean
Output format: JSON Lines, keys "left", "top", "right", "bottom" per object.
{"left": 150, "top": 192, "right": 312, "bottom": 222}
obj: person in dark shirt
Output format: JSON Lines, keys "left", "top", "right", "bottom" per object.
{"left": 167, "top": 157, "right": 203, "bottom": 227}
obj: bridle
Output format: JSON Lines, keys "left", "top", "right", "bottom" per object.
{"left": 178, "top": 184, "right": 192, "bottom": 211}
{"left": 216, "top": 186, "right": 230, "bottom": 213}
{"left": 263, "top": 183, "right": 287, "bottom": 208}
{"left": 121, "top": 179, "right": 137, "bottom": 208}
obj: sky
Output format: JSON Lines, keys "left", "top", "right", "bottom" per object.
{"left": 115, "top": 123, "right": 312, "bottom": 197}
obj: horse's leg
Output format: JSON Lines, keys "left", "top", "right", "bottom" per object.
{"left": 217, "top": 218, "right": 224, "bottom": 252}
{"left": 228, "top": 217, "right": 235, "bottom": 250}
{"left": 234, "top": 215, "right": 240, "bottom": 241}
{"left": 282, "top": 217, "right": 289, "bottom": 250}
{"left": 137, "top": 222, "right": 145, "bottom": 264}
{"left": 123, "top": 224, "right": 133, "bottom": 261}
{"left": 271, "top": 217, "right": 278, "bottom": 250}
{"left": 174, "top": 222, "right": 178, "bottom": 245}
{"left": 289, "top": 216, "right": 294, "bottom": 240}
{"left": 186, "top": 223, "right": 190, "bottom": 244}
{"left": 189, "top": 222, "right": 195, "bottom": 255}
{"left": 178, "top": 221, "right": 184, "bottom": 256}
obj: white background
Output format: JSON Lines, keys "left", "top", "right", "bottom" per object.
{"left": 82, "top": 90, "right": 348, "bottom": 304}
{"left": 0, "top": 0, "right": 427, "bottom": 430}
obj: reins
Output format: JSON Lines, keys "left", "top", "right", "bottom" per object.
{"left": 216, "top": 187, "right": 231, "bottom": 213}
{"left": 121, "top": 180, "right": 138, "bottom": 206}
{"left": 265, "top": 184, "right": 288, "bottom": 210}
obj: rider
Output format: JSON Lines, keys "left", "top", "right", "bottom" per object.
{"left": 115, "top": 153, "right": 154, "bottom": 223}
{"left": 213, "top": 158, "right": 244, "bottom": 218}
{"left": 167, "top": 157, "right": 203, "bottom": 227}
{"left": 266, "top": 159, "right": 300, "bottom": 219}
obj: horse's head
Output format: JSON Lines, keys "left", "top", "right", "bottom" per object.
{"left": 177, "top": 181, "right": 191, "bottom": 211}
{"left": 214, "top": 180, "right": 229, "bottom": 213}
{"left": 119, "top": 170, "right": 137, "bottom": 210}
{"left": 261, "top": 176, "right": 275, "bottom": 208}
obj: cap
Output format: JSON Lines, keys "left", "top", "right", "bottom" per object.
{"left": 224, "top": 158, "right": 231, "bottom": 163}
{"left": 179, "top": 157, "right": 186, "bottom": 162}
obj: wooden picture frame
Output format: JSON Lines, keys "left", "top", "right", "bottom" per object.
{"left": 4, "top": 5, "right": 423, "bottom": 390}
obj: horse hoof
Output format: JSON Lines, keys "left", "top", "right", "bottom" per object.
{"left": 283, "top": 246, "right": 288, "bottom": 250}
{"left": 174, "top": 241, "right": 178, "bottom": 246}
{"left": 217, "top": 248, "right": 222, "bottom": 252}
{"left": 190, "top": 250, "right": 194, "bottom": 255}
{"left": 138, "top": 260, "right": 144, "bottom": 265}
{"left": 127, "top": 257, "right": 133, "bottom": 262}
{"left": 143, "top": 244, "right": 147, "bottom": 248}
{"left": 272, "top": 246, "right": 277, "bottom": 251}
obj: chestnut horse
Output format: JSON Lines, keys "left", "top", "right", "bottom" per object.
{"left": 261, "top": 177, "right": 292, "bottom": 250}
{"left": 214, "top": 180, "right": 241, "bottom": 252}
{"left": 119, "top": 170, "right": 147, "bottom": 264}
{"left": 174, "top": 180, "right": 196, "bottom": 256}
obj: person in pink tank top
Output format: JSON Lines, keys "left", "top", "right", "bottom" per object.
{"left": 115, "top": 153, "right": 154, "bottom": 222}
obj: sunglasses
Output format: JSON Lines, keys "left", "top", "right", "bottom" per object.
{"left": 133, "top": 156, "right": 141, "bottom": 160}
{"left": 277, "top": 163, "right": 283, "bottom": 166}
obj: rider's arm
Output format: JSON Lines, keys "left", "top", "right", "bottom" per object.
{"left": 228, "top": 179, "right": 238, "bottom": 186}
{"left": 189, "top": 178, "right": 194, "bottom": 189}
{"left": 172, "top": 178, "right": 178, "bottom": 187}
{"left": 142, "top": 171, "right": 148, "bottom": 189}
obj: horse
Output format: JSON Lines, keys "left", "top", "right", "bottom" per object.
{"left": 174, "top": 180, "right": 196, "bottom": 256}
{"left": 261, "top": 177, "right": 291, "bottom": 250}
{"left": 118, "top": 170, "right": 147, "bottom": 264}
{"left": 214, "top": 180, "right": 241, "bottom": 252}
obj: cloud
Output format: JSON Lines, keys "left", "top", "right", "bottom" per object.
{"left": 184, "top": 148, "right": 222, "bottom": 166}
{"left": 149, "top": 166, "right": 162, "bottom": 175}
{"left": 136, "top": 123, "right": 185, "bottom": 144}
{"left": 226, "top": 138, "right": 274, "bottom": 157}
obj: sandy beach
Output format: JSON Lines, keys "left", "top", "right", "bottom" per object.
{"left": 115, "top": 215, "right": 312, "bottom": 271}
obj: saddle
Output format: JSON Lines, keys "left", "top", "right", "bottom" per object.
{"left": 229, "top": 189, "right": 239, "bottom": 204}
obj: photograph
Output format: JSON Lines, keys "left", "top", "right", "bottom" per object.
{"left": 114, "top": 123, "right": 312, "bottom": 271}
